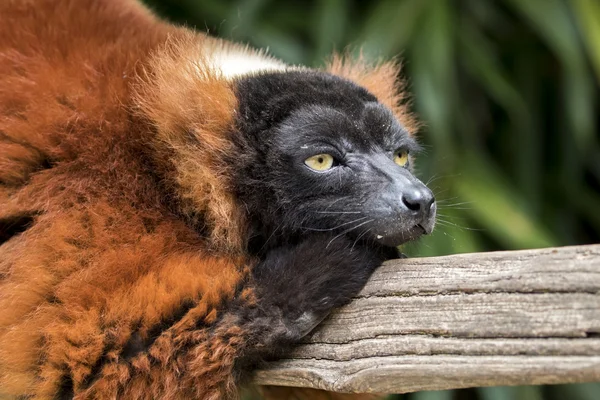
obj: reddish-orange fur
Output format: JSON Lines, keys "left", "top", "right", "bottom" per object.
{"left": 0, "top": 1, "right": 408, "bottom": 398}
{"left": 327, "top": 54, "right": 418, "bottom": 135}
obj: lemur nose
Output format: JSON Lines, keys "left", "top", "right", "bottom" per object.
{"left": 401, "top": 188, "right": 435, "bottom": 214}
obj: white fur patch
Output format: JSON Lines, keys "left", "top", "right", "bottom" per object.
{"left": 204, "top": 40, "right": 291, "bottom": 79}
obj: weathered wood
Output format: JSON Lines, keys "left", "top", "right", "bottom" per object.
{"left": 254, "top": 244, "right": 600, "bottom": 393}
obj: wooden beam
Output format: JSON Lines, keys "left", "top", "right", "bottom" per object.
{"left": 254, "top": 244, "right": 600, "bottom": 394}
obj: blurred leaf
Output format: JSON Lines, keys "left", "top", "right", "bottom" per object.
{"left": 571, "top": 0, "right": 600, "bottom": 83}
{"left": 457, "top": 18, "right": 543, "bottom": 208}
{"left": 222, "top": 0, "right": 270, "bottom": 39}
{"left": 410, "top": 0, "right": 456, "bottom": 153}
{"left": 357, "top": 0, "right": 425, "bottom": 58}
{"left": 454, "top": 153, "right": 555, "bottom": 249}
{"left": 504, "top": 0, "right": 596, "bottom": 152}
{"left": 312, "top": 0, "right": 348, "bottom": 62}
{"left": 564, "top": 181, "right": 600, "bottom": 234}
{"left": 477, "top": 386, "right": 543, "bottom": 400}
{"left": 549, "top": 383, "right": 600, "bottom": 400}
{"left": 410, "top": 390, "right": 453, "bottom": 400}
{"left": 253, "top": 26, "right": 307, "bottom": 64}
{"left": 458, "top": 22, "right": 527, "bottom": 123}
{"left": 503, "top": 0, "right": 582, "bottom": 63}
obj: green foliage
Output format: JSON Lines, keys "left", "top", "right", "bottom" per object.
{"left": 145, "top": 0, "right": 600, "bottom": 398}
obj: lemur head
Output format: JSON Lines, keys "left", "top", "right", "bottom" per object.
{"left": 230, "top": 70, "right": 436, "bottom": 251}
{"left": 137, "top": 37, "right": 435, "bottom": 253}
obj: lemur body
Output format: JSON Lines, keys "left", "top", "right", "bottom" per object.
{"left": 0, "top": 0, "right": 435, "bottom": 399}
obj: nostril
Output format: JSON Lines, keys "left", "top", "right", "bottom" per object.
{"left": 402, "top": 190, "right": 435, "bottom": 214}
{"left": 402, "top": 194, "right": 421, "bottom": 211}
{"left": 427, "top": 196, "right": 435, "bottom": 210}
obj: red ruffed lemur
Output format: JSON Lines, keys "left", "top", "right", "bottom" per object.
{"left": 0, "top": 0, "right": 436, "bottom": 399}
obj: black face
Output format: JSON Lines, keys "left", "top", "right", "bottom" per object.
{"left": 231, "top": 70, "right": 436, "bottom": 252}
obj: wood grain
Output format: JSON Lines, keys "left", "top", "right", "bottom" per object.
{"left": 254, "top": 244, "right": 600, "bottom": 393}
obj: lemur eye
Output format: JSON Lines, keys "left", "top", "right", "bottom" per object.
{"left": 394, "top": 149, "right": 409, "bottom": 167}
{"left": 305, "top": 153, "right": 334, "bottom": 171}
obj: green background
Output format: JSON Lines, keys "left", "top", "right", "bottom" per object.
{"left": 144, "top": 0, "right": 600, "bottom": 399}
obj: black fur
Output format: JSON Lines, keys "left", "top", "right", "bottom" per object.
{"left": 233, "top": 233, "right": 386, "bottom": 376}
{"left": 252, "top": 234, "right": 383, "bottom": 335}
{"left": 226, "top": 71, "right": 436, "bottom": 370}
{"left": 231, "top": 70, "right": 435, "bottom": 252}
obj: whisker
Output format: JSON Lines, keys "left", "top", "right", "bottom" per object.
{"left": 432, "top": 188, "right": 450, "bottom": 197}
{"left": 424, "top": 173, "right": 463, "bottom": 189}
{"left": 315, "top": 211, "right": 363, "bottom": 214}
{"left": 350, "top": 227, "right": 372, "bottom": 253}
{"left": 435, "top": 197, "right": 462, "bottom": 204}
{"left": 440, "top": 230, "right": 457, "bottom": 241}
{"left": 301, "top": 216, "right": 368, "bottom": 232}
{"left": 439, "top": 201, "right": 474, "bottom": 206}
{"left": 435, "top": 213, "right": 471, "bottom": 219}
{"left": 257, "top": 203, "right": 287, "bottom": 252}
{"left": 426, "top": 174, "right": 444, "bottom": 186}
{"left": 324, "top": 197, "right": 344, "bottom": 211}
{"left": 434, "top": 219, "right": 482, "bottom": 231}
{"left": 326, "top": 219, "right": 374, "bottom": 249}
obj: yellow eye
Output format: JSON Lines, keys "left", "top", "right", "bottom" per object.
{"left": 394, "top": 149, "right": 409, "bottom": 167}
{"left": 305, "top": 153, "right": 334, "bottom": 171}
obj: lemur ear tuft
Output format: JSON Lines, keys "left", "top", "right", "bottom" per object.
{"left": 326, "top": 53, "right": 419, "bottom": 135}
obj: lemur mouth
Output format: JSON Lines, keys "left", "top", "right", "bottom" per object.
{"left": 365, "top": 193, "right": 437, "bottom": 248}
{"left": 366, "top": 208, "right": 436, "bottom": 248}
{"left": 416, "top": 222, "right": 434, "bottom": 235}
{"left": 372, "top": 225, "right": 428, "bottom": 247}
